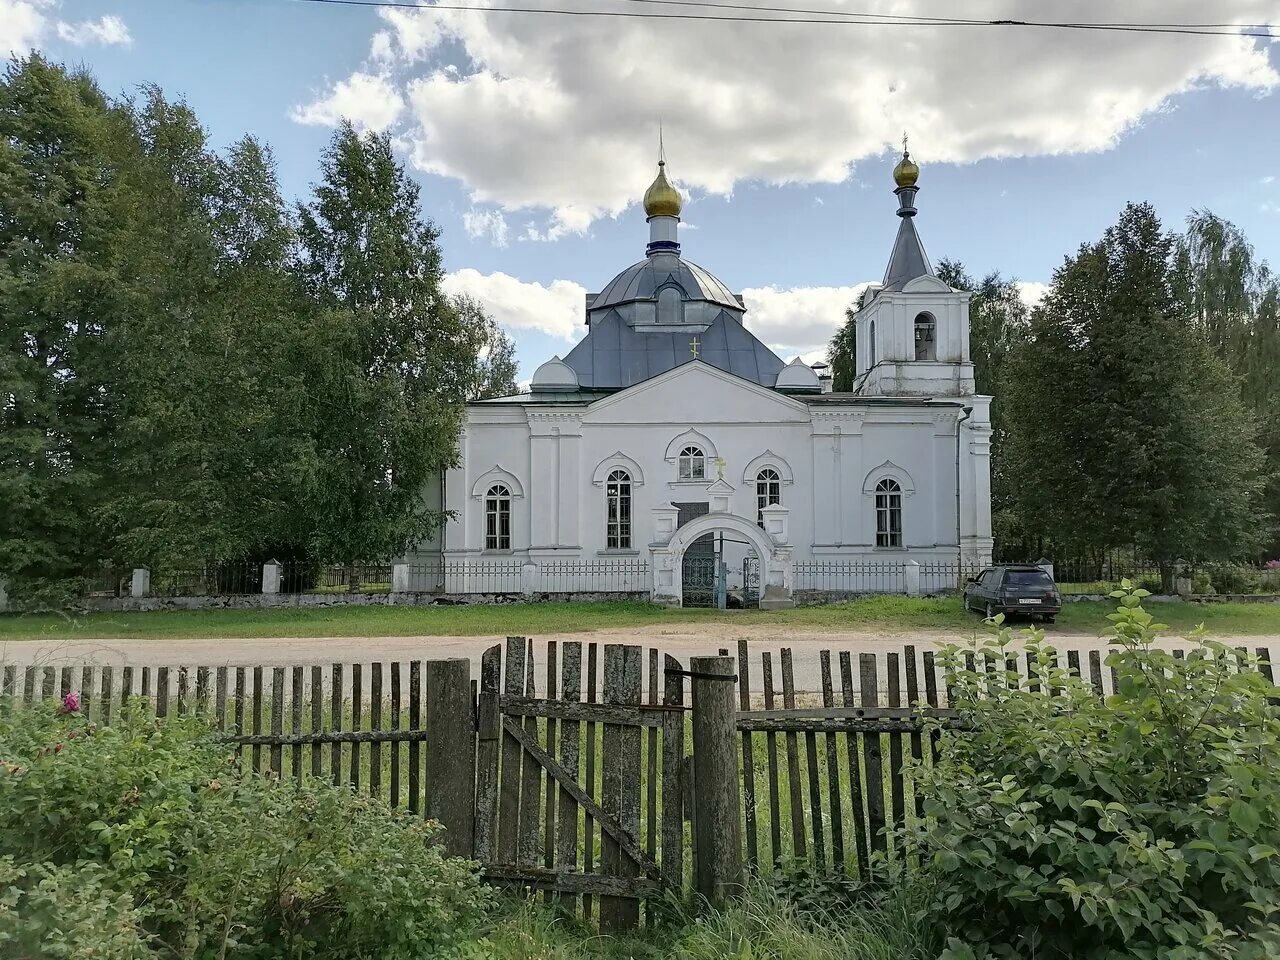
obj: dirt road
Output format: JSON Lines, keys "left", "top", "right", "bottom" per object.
{"left": 7, "top": 622, "right": 1276, "bottom": 694}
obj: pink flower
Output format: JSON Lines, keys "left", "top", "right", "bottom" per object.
{"left": 1265, "top": 559, "right": 1280, "bottom": 571}
{"left": 61, "top": 691, "right": 80, "bottom": 713}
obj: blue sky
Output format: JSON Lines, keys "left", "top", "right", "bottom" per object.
{"left": 9, "top": 0, "right": 1280, "bottom": 379}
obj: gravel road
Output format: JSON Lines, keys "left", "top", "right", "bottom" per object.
{"left": 7, "top": 622, "right": 1276, "bottom": 695}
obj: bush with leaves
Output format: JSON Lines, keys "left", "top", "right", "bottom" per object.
{"left": 0, "top": 699, "right": 491, "bottom": 958}
{"left": 917, "top": 583, "right": 1280, "bottom": 960}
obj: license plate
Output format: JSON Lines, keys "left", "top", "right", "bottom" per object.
{"left": 1018, "top": 598, "right": 1041, "bottom": 605}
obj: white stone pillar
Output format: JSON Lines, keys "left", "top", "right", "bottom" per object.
{"left": 391, "top": 562, "right": 410, "bottom": 593}
{"left": 521, "top": 560, "right": 539, "bottom": 597}
{"left": 1036, "top": 558, "right": 1054, "bottom": 582}
{"left": 130, "top": 567, "right": 150, "bottom": 599}
{"left": 904, "top": 559, "right": 922, "bottom": 597}
{"left": 760, "top": 505, "right": 790, "bottom": 545}
{"left": 0, "top": 579, "right": 8, "bottom": 613}
{"left": 262, "top": 560, "right": 281, "bottom": 595}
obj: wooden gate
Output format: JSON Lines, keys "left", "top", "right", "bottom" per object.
{"left": 473, "top": 638, "right": 688, "bottom": 930}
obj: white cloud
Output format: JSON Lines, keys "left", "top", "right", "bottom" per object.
{"left": 442, "top": 268, "right": 586, "bottom": 341}
{"left": 291, "top": 72, "right": 405, "bottom": 133}
{"left": 463, "top": 208, "right": 509, "bottom": 247}
{"left": 56, "top": 13, "right": 129, "bottom": 46}
{"left": 1263, "top": 175, "right": 1277, "bottom": 185}
{"left": 1016, "top": 281, "right": 1050, "bottom": 309}
{"left": 1, "top": 1, "right": 131, "bottom": 56}
{"left": 742, "top": 283, "right": 871, "bottom": 359}
{"left": 291, "top": 1, "right": 1280, "bottom": 232}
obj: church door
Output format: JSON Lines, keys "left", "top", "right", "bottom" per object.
{"left": 675, "top": 502, "right": 719, "bottom": 608}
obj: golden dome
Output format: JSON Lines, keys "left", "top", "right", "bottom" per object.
{"left": 893, "top": 151, "right": 919, "bottom": 188}
{"left": 643, "top": 160, "right": 683, "bottom": 218}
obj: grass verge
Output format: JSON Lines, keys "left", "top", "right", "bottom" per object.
{"left": 1, "top": 595, "right": 1277, "bottom": 642}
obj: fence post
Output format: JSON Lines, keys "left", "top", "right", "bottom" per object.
{"left": 262, "top": 560, "right": 281, "bottom": 595}
{"left": 424, "top": 658, "right": 476, "bottom": 858}
{"left": 904, "top": 560, "right": 922, "bottom": 597}
{"left": 520, "top": 560, "right": 538, "bottom": 598}
{"left": 1036, "top": 557, "right": 1055, "bottom": 581}
{"left": 690, "top": 654, "right": 742, "bottom": 906}
{"left": 391, "top": 562, "right": 410, "bottom": 593}
{"left": 130, "top": 567, "right": 150, "bottom": 599}
{"left": 0, "top": 579, "right": 8, "bottom": 613}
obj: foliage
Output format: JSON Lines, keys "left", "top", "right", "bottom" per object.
{"left": 826, "top": 304, "right": 858, "bottom": 392}
{"left": 295, "top": 122, "right": 477, "bottom": 568}
{"left": 0, "top": 701, "right": 491, "bottom": 959}
{"left": 0, "top": 857, "right": 151, "bottom": 960}
{"left": 1, "top": 57, "right": 505, "bottom": 604}
{"left": 1175, "top": 211, "right": 1280, "bottom": 557}
{"left": 918, "top": 584, "right": 1280, "bottom": 959}
{"left": 1001, "top": 203, "right": 1269, "bottom": 581}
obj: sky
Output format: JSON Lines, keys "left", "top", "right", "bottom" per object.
{"left": 6, "top": 0, "right": 1280, "bottom": 380}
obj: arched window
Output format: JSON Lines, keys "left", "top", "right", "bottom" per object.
{"left": 485, "top": 484, "right": 511, "bottom": 550}
{"left": 868, "top": 319, "right": 877, "bottom": 367}
{"left": 874, "top": 478, "right": 903, "bottom": 548}
{"left": 914, "top": 312, "right": 936, "bottom": 361}
{"left": 606, "top": 470, "right": 632, "bottom": 549}
{"left": 756, "top": 468, "right": 781, "bottom": 528}
{"left": 678, "top": 445, "right": 706, "bottom": 481}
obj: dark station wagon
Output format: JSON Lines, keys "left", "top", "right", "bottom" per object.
{"left": 964, "top": 564, "right": 1062, "bottom": 623}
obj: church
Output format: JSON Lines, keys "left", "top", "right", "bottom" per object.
{"left": 422, "top": 149, "right": 993, "bottom": 608}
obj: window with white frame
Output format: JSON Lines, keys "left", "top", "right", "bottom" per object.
{"left": 756, "top": 468, "right": 781, "bottom": 527}
{"left": 874, "top": 478, "right": 903, "bottom": 548}
{"left": 485, "top": 483, "right": 511, "bottom": 550}
{"left": 606, "top": 469, "right": 632, "bottom": 549}
{"left": 914, "top": 312, "right": 937, "bottom": 361}
{"left": 678, "top": 445, "right": 706, "bottom": 480}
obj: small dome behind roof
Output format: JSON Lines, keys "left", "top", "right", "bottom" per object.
{"left": 530, "top": 355, "right": 579, "bottom": 393}
{"left": 775, "top": 356, "right": 821, "bottom": 393}
{"left": 643, "top": 160, "right": 683, "bottom": 219}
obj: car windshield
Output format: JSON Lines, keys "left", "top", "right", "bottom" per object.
{"left": 1005, "top": 570, "right": 1053, "bottom": 586}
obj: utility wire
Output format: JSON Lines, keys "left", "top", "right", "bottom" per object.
{"left": 287, "top": 0, "right": 1279, "bottom": 39}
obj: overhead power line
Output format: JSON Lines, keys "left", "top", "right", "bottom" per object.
{"left": 287, "top": 0, "right": 1279, "bottom": 39}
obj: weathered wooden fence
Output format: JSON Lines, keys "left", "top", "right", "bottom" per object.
{"left": 6, "top": 638, "right": 1276, "bottom": 931}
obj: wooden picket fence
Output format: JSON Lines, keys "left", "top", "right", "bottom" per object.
{"left": 6, "top": 638, "right": 1277, "bottom": 931}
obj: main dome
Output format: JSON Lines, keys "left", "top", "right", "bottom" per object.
{"left": 591, "top": 256, "right": 742, "bottom": 313}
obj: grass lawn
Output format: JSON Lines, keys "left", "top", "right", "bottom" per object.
{"left": 1, "top": 594, "right": 1277, "bottom": 641}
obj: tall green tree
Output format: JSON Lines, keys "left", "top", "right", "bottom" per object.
{"left": 0, "top": 56, "right": 122, "bottom": 602}
{"left": 1174, "top": 211, "right": 1280, "bottom": 556}
{"left": 294, "top": 123, "right": 476, "bottom": 574}
{"left": 1002, "top": 203, "right": 1268, "bottom": 585}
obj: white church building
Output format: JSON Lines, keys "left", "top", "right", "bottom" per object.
{"left": 424, "top": 150, "right": 993, "bottom": 608}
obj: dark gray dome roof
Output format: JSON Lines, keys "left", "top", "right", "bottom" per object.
{"left": 591, "top": 257, "right": 742, "bottom": 312}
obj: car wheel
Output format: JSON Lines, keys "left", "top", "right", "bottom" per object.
{"left": 1043, "top": 615, "right": 1056, "bottom": 625}
{"left": 984, "top": 602, "right": 995, "bottom": 620}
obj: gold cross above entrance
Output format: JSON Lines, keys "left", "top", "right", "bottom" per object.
{"left": 689, "top": 336, "right": 700, "bottom": 359}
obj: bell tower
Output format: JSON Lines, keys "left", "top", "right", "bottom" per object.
{"left": 853, "top": 141, "right": 976, "bottom": 398}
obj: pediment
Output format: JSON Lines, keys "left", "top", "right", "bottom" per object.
{"left": 583, "top": 361, "right": 810, "bottom": 426}
{"left": 901, "top": 275, "right": 953, "bottom": 294}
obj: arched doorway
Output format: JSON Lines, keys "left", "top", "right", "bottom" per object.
{"left": 661, "top": 512, "right": 779, "bottom": 609}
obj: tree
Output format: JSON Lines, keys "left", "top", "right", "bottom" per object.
{"left": 827, "top": 304, "right": 857, "bottom": 392}
{"left": 0, "top": 56, "right": 122, "bottom": 603}
{"left": 451, "top": 295, "right": 519, "bottom": 400}
{"left": 1002, "top": 203, "right": 1269, "bottom": 587}
{"left": 294, "top": 123, "right": 477, "bottom": 580}
{"left": 1174, "top": 211, "right": 1280, "bottom": 557}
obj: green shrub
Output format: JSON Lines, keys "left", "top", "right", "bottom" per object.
{"left": 918, "top": 584, "right": 1280, "bottom": 959}
{"left": 0, "top": 700, "right": 492, "bottom": 959}
{"left": 0, "top": 857, "right": 151, "bottom": 959}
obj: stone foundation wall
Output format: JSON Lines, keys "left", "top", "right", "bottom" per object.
{"left": 77, "top": 590, "right": 650, "bottom": 614}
